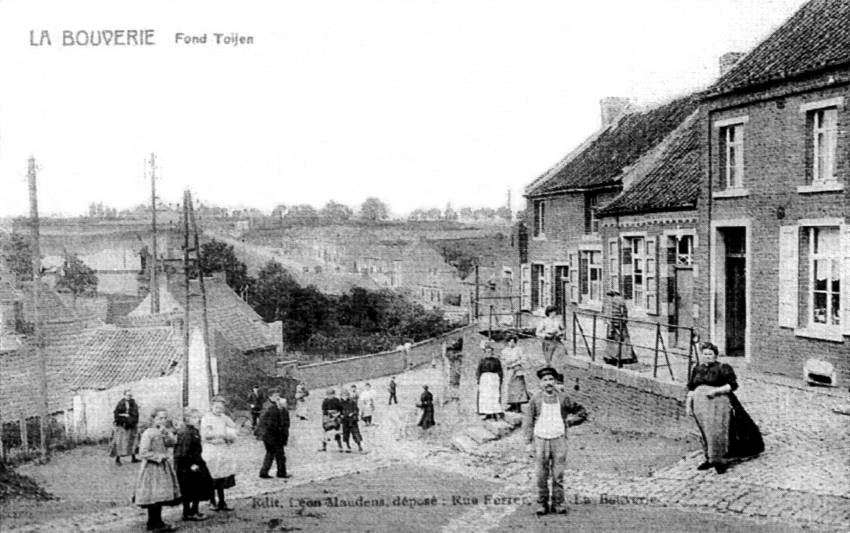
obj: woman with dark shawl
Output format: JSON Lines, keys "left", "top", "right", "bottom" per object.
{"left": 110, "top": 390, "right": 140, "bottom": 465}
{"left": 174, "top": 409, "right": 213, "bottom": 522}
{"left": 686, "top": 342, "right": 763, "bottom": 474}
{"left": 417, "top": 385, "right": 435, "bottom": 429}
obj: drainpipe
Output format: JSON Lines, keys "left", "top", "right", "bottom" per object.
{"left": 706, "top": 108, "right": 714, "bottom": 342}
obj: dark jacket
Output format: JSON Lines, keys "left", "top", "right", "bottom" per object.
{"left": 340, "top": 398, "right": 359, "bottom": 426}
{"left": 523, "top": 390, "right": 587, "bottom": 443}
{"left": 173, "top": 425, "right": 213, "bottom": 500}
{"left": 258, "top": 403, "right": 290, "bottom": 447}
{"left": 113, "top": 398, "right": 139, "bottom": 429}
{"left": 248, "top": 391, "right": 266, "bottom": 414}
{"left": 476, "top": 356, "right": 503, "bottom": 382}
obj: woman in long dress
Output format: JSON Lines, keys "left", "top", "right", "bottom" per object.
{"left": 294, "top": 384, "right": 310, "bottom": 421}
{"left": 110, "top": 390, "right": 140, "bottom": 465}
{"left": 359, "top": 382, "right": 376, "bottom": 426}
{"left": 417, "top": 385, "right": 435, "bottom": 429}
{"left": 132, "top": 407, "right": 181, "bottom": 532}
{"left": 476, "top": 343, "right": 504, "bottom": 420}
{"left": 686, "top": 342, "right": 763, "bottom": 474}
{"left": 501, "top": 336, "right": 529, "bottom": 412}
{"left": 174, "top": 409, "right": 213, "bottom": 522}
{"left": 201, "top": 396, "right": 238, "bottom": 511}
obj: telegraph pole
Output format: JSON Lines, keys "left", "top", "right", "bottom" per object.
{"left": 182, "top": 191, "right": 191, "bottom": 409}
{"left": 27, "top": 157, "right": 49, "bottom": 462}
{"left": 149, "top": 153, "right": 160, "bottom": 313}
{"left": 187, "top": 191, "right": 215, "bottom": 399}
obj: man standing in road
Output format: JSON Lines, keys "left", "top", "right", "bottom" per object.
{"left": 387, "top": 376, "right": 398, "bottom": 405}
{"left": 258, "top": 388, "right": 290, "bottom": 479}
{"left": 524, "top": 367, "right": 587, "bottom": 515}
{"left": 248, "top": 385, "right": 266, "bottom": 431}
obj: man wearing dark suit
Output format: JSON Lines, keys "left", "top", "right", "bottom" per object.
{"left": 248, "top": 386, "right": 266, "bottom": 430}
{"left": 258, "top": 388, "right": 290, "bottom": 479}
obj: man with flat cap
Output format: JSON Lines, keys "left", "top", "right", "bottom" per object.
{"left": 524, "top": 366, "right": 587, "bottom": 516}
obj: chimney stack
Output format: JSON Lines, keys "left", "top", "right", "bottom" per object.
{"left": 600, "top": 97, "right": 631, "bottom": 127}
{"left": 719, "top": 52, "right": 745, "bottom": 77}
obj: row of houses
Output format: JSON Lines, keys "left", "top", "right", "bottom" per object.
{"left": 518, "top": 0, "right": 850, "bottom": 385}
{"left": 0, "top": 266, "right": 285, "bottom": 456}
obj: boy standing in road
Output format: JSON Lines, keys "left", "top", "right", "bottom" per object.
{"left": 258, "top": 389, "right": 290, "bottom": 479}
{"left": 387, "top": 376, "right": 398, "bottom": 405}
{"left": 524, "top": 367, "right": 587, "bottom": 515}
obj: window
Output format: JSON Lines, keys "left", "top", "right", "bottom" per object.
{"left": 533, "top": 200, "right": 545, "bottom": 238}
{"left": 677, "top": 235, "right": 694, "bottom": 266}
{"left": 621, "top": 236, "right": 658, "bottom": 312}
{"left": 810, "top": 108, "right": 838, "bottom": 184}
{"left": 808, "top": 227, "right": 841, "bottom": 329}
{"left": 719, "top": 123, "right": 744, "bottom": 189}
{"left": 580, "top": 251, "right": 602, "bottom": 304}
{"left": 585, "top": 194, "right": 599, "bottom": 234}
{"left": 568, "top": 253, "right": 578, "bottom": 303}
{"left": 520, "top": 264, "right": 530, "bottom": 310}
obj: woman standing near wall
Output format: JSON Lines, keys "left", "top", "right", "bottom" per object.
{"left": 110, "top": 390, "right": 140, "bottom": 465}
{"left": 501, "top": 336, "right": 529, "bottom": 412}
{"left": 686, "top": 342, "right": 763, "bottom": 474}
{"left": 201, "top": 396, "right": 238, "bottom": 511}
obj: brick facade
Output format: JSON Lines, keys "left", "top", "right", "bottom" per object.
{"left": 699, "top": 72, "right": 850, "bottom": 385}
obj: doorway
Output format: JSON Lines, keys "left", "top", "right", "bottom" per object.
{"left": 720, "top": 228, "right": 747, "bottom": 357}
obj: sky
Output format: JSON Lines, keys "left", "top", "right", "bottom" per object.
{"left": 0, "top": 0, "right": 810, "bottom": 217}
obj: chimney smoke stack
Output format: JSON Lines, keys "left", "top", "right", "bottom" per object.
{"left": 719, "top": 52, "right": 745, "bottom": 77}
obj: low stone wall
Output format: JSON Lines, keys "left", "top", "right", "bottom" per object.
{"left": 294, "top": 325, "right": 478, "bottom": 389}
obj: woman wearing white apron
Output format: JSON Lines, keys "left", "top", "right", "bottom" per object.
{"left": 201, "top": 396, "right": 238, "bottom": 511}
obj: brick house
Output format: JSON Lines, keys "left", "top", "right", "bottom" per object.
{"left": 521, "top": 95, "right": 699, "bottom": 333}
{"left": 697, "top": 0, "right": 850, "bottom": 384}
{"left": 596, "top": 111, "right": 702, "bottom": 356}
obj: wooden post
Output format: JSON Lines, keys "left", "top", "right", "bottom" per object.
{"left": 27, "top": 157, "right": 49, "bottom": 462}
{"left": 591, "top": 314, "right": 597, "bottom": 362}
{"left": 149, "top": 153, "right": 160, "bottom": 314}
{"left": 188, "top": 192, "right": 214, "bottom": 401}
{"left": 182, "top": 191, "right": 191, "bottom": 409}
{"left": 653, "top": 322, "right": 660, "bottom": 378}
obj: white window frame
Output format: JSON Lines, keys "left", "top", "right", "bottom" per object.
{"left": 812, "top": 107, "right": 838, "bottom": 184}
{"left": 807, "top": 226, "right": 841, "bottom": 333}
{"left": 531, "top": 263, "right": 546, "bottom": 310}
{"left": 721, "top": 123, "right": 744, "bottom": 190}
{"left": 520, "top": 264, "right": 530, "bottom": 311}
{"left": 587, "top": 194, "right": 600, "bottom": 235}
{"left": 580, "top": 249, "right": 603, "bottom": 307}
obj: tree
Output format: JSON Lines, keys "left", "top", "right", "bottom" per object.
{"left": 199, "top": 239, "right": 250, "bottom": 291}
{"left": 495, "top": 206, "right": 512, "bottom": 220}
{"left": 0, "top": 232, "right": 34, "bottom": 282}
{"left": 444, "top": 203, "right": 458, "bottom": 221}
{"left": 459, "top": 207, "right": 473, "bottom": 220}
{"left": 359, "top": 197, "right": 389, "bottom": 222}
{"left": 425, "top": 208, "right": 441, "bottom": 220}
{"left": 56, "top": 254, "right": 98, "bottom": 304}
{"left": 320, "top": 201, "right": 353, "bottom": 224}
{"left": 408, "top": 209, "right": 427, "bottom": 221}
{"left": 283, "top": 204, "right": 319, "bottom": 225}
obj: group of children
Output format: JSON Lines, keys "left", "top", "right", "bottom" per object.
{"left": 131, "top": 396, "right": 238, "bottom": 532}
{"left": 319, "top": 382, "right": 377, "bottom": 453}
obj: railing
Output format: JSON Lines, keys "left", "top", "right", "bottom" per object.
{"left": 468, "top": 294, "right": 536, "bottom": 341}
{"left": 571, "top": 309, "right": 700, "bottom": 382}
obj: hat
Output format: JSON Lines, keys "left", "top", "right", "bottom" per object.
{"left": 544, "top": 305, "right": 558, "bottom": 316}
{"left": 536, "top": 366, "right": 563, "bottom": 382}
{"left": 606, "top": 289, "right": 621, "bottom": 297}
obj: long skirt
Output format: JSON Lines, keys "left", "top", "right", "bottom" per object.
{"left": 418, "top": 406, "right": 435, "bottom": 429}
{"left": 505, "top": 369, "right": 529, "bottom": 405}
{"left": 202, "top": 442, "right": 237, "bottom": 480}
{"left": 728, "top": 393, "right": 764, "bottom": 459}
{"left": 691, "top": 386, "right": 731, "bottom": 463}
{"left": 295, "top": 399, "right": 309, "bottom": 419}
{"left": 176, "top": 461, "right": 214, "bottom": 502}
{"left": 477, "top": 372, "right": 503, "bottom": 414}
{"left": 110, "top": 426, "right": 138, "bottom": 457}
{"left": 133, "top": 459, "right": 181, "bottom": 507}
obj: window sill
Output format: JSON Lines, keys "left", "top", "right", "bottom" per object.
{"left": 796, "top": 182, "right": 844, "bottom": 194}
{"left": 794, "top": 327, "right": 845, "bottom": 343}
{"left": 578, "top": 302, "right": 603, "bottom": 313}
{"left": 532, "top": 235, "right": 547, "bottom": 241}
{"left": 712, "top": 188, "right": 749, "bottom": 199}
{"left": 581, "top": 234, "right": 601, "bottom": 242}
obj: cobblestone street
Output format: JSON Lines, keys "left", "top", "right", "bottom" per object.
{"left": 5, "top": 352, "right": 850, "bottom": 531}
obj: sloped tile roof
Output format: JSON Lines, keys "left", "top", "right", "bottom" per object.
{"left": 20, "top": 281, "right": 79, "bottom": 324}
{"left": 68, "top": 326, "right": 181, "bottom": 391}
{"left": 597, "top": 112, "right": 701, "bottom": 217}
{"left": 708, "top": 0, "right": 850, "bottom": 96}
{"left": 526, "top": 95, "right": 699, "bottom": 196}
{"left": 168, "top": 277, "right": 276, "bottom": 353}
{"left": 0, "top": 326, "right": 95, "bottom": 419}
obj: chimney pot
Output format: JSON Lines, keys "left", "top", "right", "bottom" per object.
{"left": 719, "top": 52, "right": 745, "bottom": 77}
{"left": 600, "top": 97, "right": 631, "bottom": 127}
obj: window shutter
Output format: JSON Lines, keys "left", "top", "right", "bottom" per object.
{"left": 543, "top": 265, "right": 552, "bottom": 307}
{"left": 622, "top": 241, "right": 632, "bottom": 265}
{"left": 584, "top": 199, "right": 591, "bottom": 234}
{"left": 646, "top": 238, "right": 658, "bottom": 314}
{"left": 608, "top": 238, "right": 619, "bottom": 292}
{"left": 842, "top": 225, "right": 850, "bottom": 335}
{"left": 778, "top": 226, "right": 799, "bottom": 328}
{"left": 520, "top": 264, "right": 530, "bottom": 311}
{"left": 569, "top": 253, "right": 578, "bottom": 303}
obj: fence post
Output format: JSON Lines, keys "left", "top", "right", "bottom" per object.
{"left": 591, "top": 314, "right": 597, "bottom": 362}
{"left": 653, "top": 322, "right": 660, "bottom": 379}
{"left": 488, "top": 305, "right": 494, "bottom": 340}
{"left": 686, "top": 327, "right": 694, "bottom": 382}
{"left": 571, "top": 313, "right": 577, "bottom": 356}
